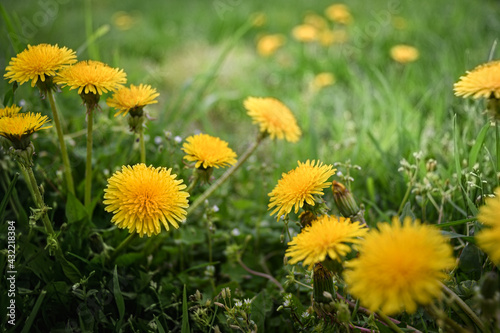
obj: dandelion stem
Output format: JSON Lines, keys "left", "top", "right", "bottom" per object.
{"left": 26, "top": 166, "right": 55, "bottom": 235}
{"left": 85, "top": 109, "right": 94, "bottom": 210}
{"left": 139, "top": 126, "right": 146, "bottom": 164}
{"left": 375, "top": 311, "right": 405, "bottom": 333}
{"left": 187, "top": 136, "right": 263, "bottom": 214}
{"left": 441, "top": 283, "right": 486, "bottom": 332}
{"left": 108, "top": 232, "right": 138, "bottom": 264}
{"left": 47, "top": 90, "right": 75, "bottom": 194}
{"left": 237, "top": 256, "right": 284, "bottom": 292}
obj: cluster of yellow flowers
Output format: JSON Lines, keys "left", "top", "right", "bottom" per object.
{"left": 3, "top": 36, "right": 500, "bottom": 324}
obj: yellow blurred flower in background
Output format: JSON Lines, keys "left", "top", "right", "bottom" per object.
{"left": 256, "top": 34, "right": 286, "bottom": 57}
{"left": 311, "top": 72, "right": 336, "bottom": 91}
{"left": 292, "top": 24, "right": 318, "bottom": 43}
{"left": 390, "top": 44, "right": 419, "bottom": 64}
{"left": 325, "top": 4, "right": 353, "bottom": 25}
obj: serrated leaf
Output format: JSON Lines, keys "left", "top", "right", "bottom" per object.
{"left": 250, "top": 290, "right": 273, "bottom": 331}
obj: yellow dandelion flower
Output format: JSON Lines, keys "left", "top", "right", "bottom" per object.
{"left": 325, "top": 4, "right": 353, "bottom": 25}
{"left": 103, "top": 163, "right": 189, "bottom": 238}
{"left": 0, "top": 112, "right": 52, "bottom": 149}
{"left": 390, "top": 45, "right": 419, "bottom": 64}
{"left": 256, "top": 34, "right": 286, "bottom": 57}
{"left": 268, "top": 160, "right": 336, "bottom": 220}
{"left": 286, "top": 215, "right": 368, "bottom": 268}
{"left": 454, "top": 61, "right": 500, "bottom": 99}
{"left": 182, "top": 133, "right": 237, "bottom": 169}
{"left": 244, "top": 96, "right": 301, "bottom": 142}
{"left": 4, "top": 44, "right": 77, "bottom": 87}
{"left": 292, "top": 24, "right": 318, "bottom": 43}
{"left": 106, "top": 84, "right": 160, "bottom": 117}
{"left": 344, "top": 217, "right": 455, "bottom": 316}
{"left": 311, "top": 72, "right": 336, "bottom": 91}
{"left": 54, "top": 60, "right": 127, "bottom": 95}
{"left": 476, "top": 187, "right": 500, "bottom": 264}
{"left": 0, "top": 105, "right": 22, "bottom": 118}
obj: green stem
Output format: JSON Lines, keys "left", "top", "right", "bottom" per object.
{"left": 85, "top": 110, "right": 93, "bottom": 210}
{"left": 26, "top": 166, "right": 55, "bottom": 234}
{"left": 376, "top": 311, "right": 405, "bottom": 333}
{"left": 107, "top": 233, "right": 138, "bottom": 264}
{"left": 185, "top": 169, "right": 200, "bottom": 193}
{"left": 441, "top": 283, "right": 486, "bottom": 332}
{"left": 496, "top": 120, "right": 500, "bottom": 178}
{"left": 139, "top": 126, "right": 146, "bottom": 164}
{"left": 425, "top": 303, "right": 470, "bottom": 333}
{"left": 47, "top": 89, "right": 75, "bottom": 195}
{"left": 187, "top": 136, "right": 263, "bottom": 215}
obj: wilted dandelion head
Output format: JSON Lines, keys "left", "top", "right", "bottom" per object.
{"left": 286, "top": 215, "right": 368, "bottom": 268}
{"left": 390, "top": 45, "right": 419, "bottom": 64}
{"left": 454, "top": 61, "right": 500, "bottom": 99}
{"left": 0, "top": 112, "right": 52, "bottom": 149}
{"left": 244, "top": 96, "right": 301, "bottom": 142}
{"left": 4, "top": 43, "right": 77, "bottom": 87}
{"left": 103, "top": 163, "right": 189, "bottom": 237}
{"left": 55, "top": 60, "right": 127, "bottom": 95}
{"left": 476, "top": 187, "right": 500, "bottom": 265}
{"left": 182, "top": 133, "right": 237, "bottom": 169}
{"left": 268, "top": 160, "right": 336, "bottom": 220}
{"left": 106, "top": 84, "right": 159, "bottom": 117}
{"left": 344, "top": 217, "right": 455, "bottom": 316}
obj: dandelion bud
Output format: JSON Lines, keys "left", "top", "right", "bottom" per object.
{"left": 312, "top": 263, "right": 335, "bottom": 305}
{"left": 332, "top": 181, "right": 366, "bottom": 225}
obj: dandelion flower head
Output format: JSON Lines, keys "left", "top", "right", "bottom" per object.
{"left": 106, "top": 84, "right": 159, "bottom": 117}
{"left": 0, "top": 105, "right": 22, "bottom": 118}
{"left": 286, "top": 215, "right": 368, "bottom": 269}
{"left": 244, "top": 96, "right": 301, "bottom": 142}
{"left": 292, "top": 24, "right": 318, "bottom": 43}
{"left": 4, "top": 44, "right": 77, "bottom": 87}
{"left": 0, "top": 112, "right": 52, "bottom": 149}
{"left": 344, "top": 217, "right": 455, "bottom": 315}
{"left": 55, "top": 60, "right": 127, "bottom": 95}
{"left": 476, "top": 187, "right": 500, "bottom": 265}
{"left": 182, "top": 133, "right": 237, "bottom": 169}
{"left": 103, "top": 163, "right": 189, "bottom": 237}
{"left": 268, "top": 160, "right": 336, "bottom": 220}
{"left": 454, "top": 60, "right": 500, "bottom": 99}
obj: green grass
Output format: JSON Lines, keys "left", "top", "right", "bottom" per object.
{"left": 1, "top": 0, "right": 500, "bottom": 331}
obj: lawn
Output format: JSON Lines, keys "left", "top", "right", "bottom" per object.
{"left": 1, "top": 0, "right": 500, "bottom": 332}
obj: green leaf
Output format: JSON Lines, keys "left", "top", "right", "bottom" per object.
{"left": 181, "top": 284, "right": 190, "bottom": 333}
{"left": 468, "top": 122, "right": 490, "bottom": 168}
{"left": 65, "top": 191, "right": 88, "bottom": 224}
{"left": 113, "top": 266, "right": 125, "bottom": 325}
{"left": 250, "top": 290, "right": 273, "bottom": 331}
{"left": 458, "top": 243, "right": 483, "bottom": 280}
{"left": 440, "top": 230, "right": 475, "bottom": 243}
{"left": 55, "top": 251, "right": 82, "bottom": 283}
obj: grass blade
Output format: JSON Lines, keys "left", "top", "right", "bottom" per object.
{"left": 468, "top": 122, "right": 490, "bottom": 168}
{"left": 21, "top": 289, "right": 47, "bottom": 333}
{"left": 0, "top": 172, "right": 18, "bottom": 221}
{"left": 181, "top": 284, "right": 190, "bottom": 333}
{"left": 113, "top": 266, "right": 125, "bottom": 325}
